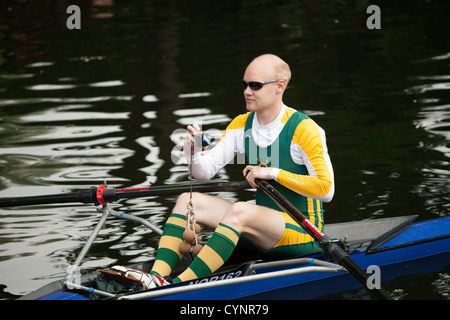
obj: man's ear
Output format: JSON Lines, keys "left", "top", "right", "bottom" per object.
{"left": 277, "top": 80, "right": 288, "bottom": 93}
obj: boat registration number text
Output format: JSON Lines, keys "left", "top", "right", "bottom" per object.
{"left": 188, "top": 270, "right": 243, "bottom": 285}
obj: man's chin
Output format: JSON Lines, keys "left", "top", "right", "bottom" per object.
{"left": 246, "top": 103, "right": 256, "bottom": 111}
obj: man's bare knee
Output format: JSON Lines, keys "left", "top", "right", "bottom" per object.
{"left": 222, "top": 202, "right": 251, "bottom": 231}
{"left": 173, "top": 192, "right": 233, "bottom": 229}
{"left": 174, "top": 192, "right": 198, "bottom": 212}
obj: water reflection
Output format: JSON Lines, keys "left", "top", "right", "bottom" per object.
{"left": 0, "top": 0, "right": 449, "bottom": 300}
{"left": 406, "top": 51, "right": 450, "bottom": 218}
{"left": 0, "top": 95, "right": 133, "bottom": 107}
{"left": 26, "top": 80, "right": 125, "bottom": 91}
{"left": 415, "top": 103, "right": 450, "bottom": 141}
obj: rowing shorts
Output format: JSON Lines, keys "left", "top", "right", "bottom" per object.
{"left": 238, "top": 211, "right": 320, "bottom": 258}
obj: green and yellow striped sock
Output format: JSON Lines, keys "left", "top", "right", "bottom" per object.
{"left": 150, "top": 213, "right": 186, "bottom": 278}
{"left": 174, "top": 222, "right": 240, "bottom": 283}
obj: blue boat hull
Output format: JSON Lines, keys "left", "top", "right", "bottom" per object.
{"left": 20, "top": 215, "right": 450, "bottom": 300}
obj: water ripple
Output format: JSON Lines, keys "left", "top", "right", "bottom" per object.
{"left": 0, "top": 96, "right": 133, "bottom": 107}
{"left": 407, "top": 53, "right": 450, "bottom": 217}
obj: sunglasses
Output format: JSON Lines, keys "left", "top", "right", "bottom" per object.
{"left": 242, "top": 80, "right": 282, "bottom": 91}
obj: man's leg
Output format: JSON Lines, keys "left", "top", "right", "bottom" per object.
{"left": 172, "top": 198, "right": 286, "bottom": 283}
{"left": 185, "top": 194, "right": 286, "bottom": 251}
{"left": 150, "top": 212, "right": 186, "bottom": 278}
{"left": 173, "top": 222, "right": 240, "bottom": 283}
{"left": 150, "top": 192, "right": 233, "bottom": 278}
{"left": 221, "top": 201, "right": 286, "bottom": 251}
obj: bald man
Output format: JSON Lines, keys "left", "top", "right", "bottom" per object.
{"left": 147, "top": 54, "right": 335, "bottom": 286}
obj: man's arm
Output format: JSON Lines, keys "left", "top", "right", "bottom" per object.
{"left": 272, "top": 119, "right": 335, "bottom": 202}
{"left": 184, "top": 114, "right": 249, "bottom": 181}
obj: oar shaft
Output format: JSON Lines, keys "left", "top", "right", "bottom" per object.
{"left": 0, "top": 181, "right": 251, "bottom": 208}
{"left": 254, "top": 178, "right": 393, "bottom": 300}
{"left": 0, "top": 190, "right": 94, "bottom": 208}
{"left": 112, "top": 180, "right": 251, "bottom": 200}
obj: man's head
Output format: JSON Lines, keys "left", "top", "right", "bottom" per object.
{"left": 243, "top": 54, "right": 291, "bottom": 114}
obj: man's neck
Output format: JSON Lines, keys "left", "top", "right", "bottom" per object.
{"left": 255, "top": 102, "right": 283, "bottom": 126}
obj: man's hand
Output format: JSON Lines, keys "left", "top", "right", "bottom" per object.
{"left": 184, "top": 124, "right": 202, "bottom": 155}
{"left": 243, "top": 165, "right": 272, "bottom": 188}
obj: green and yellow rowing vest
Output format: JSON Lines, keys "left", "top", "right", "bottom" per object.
{"left": 244, "top": 111, "right": 323, "bottom": 227}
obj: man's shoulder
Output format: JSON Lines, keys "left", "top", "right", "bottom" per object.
{"left": 226, "top": 112, "right": 252, "bottom": 130}
{"left": 281, "top": 106, "right": 310, "bottom": 126}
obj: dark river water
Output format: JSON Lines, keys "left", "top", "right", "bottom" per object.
{"left": 0, "top": 0, "right": 449, "bottom": 299}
